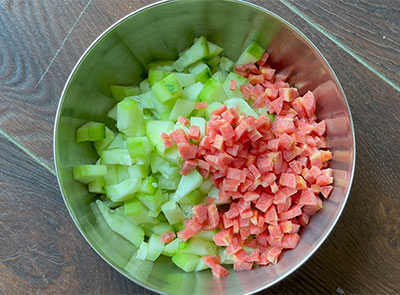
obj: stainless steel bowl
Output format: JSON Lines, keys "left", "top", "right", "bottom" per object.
{"left": 54, "top": 0, "right": 355, "bottom": 294}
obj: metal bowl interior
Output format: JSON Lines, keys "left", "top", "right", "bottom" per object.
{"left": 54, "top": 0, "right": 355, "bottom": 294}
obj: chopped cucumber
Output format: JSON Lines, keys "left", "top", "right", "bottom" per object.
{"left": 124, "top": 198, "right": 159, "bottom": 225}
{"left": 161, "top": 201, "right": 184, "bottom": 225}
{"left": 146, "top": 120, "right": 175, "bottom": 155}
{"left": 197, "top": 78, "right": 227, "bottom": 103}
{"left": 222, "top": 72, "right": 248, "bottom": 98}
{"left": 179, "top": 237, "right": 217, "bottom": 256}
{"left": 148, "top": 69, "right": 171, "bottom": 87}
{"left": 152, "top": 73, "right": 183, "bottom": 103}
{"left": 107, "top": 133, "right": 125, "bottom": 150}
{"left": 174, "top": 73, "right": 196, "bottom": 87}
{"left": 105, "top": 177, "right": 141, "bottom": 202}
{"left": 137, "top": 189, "right": 167, "bottom": 213}
{"left": 171, "top": 252, "right": 200, "bottom": 272}
{"left": 199, "top": 179, "right": 213, "bottom": 194}
{"left": 148, "top": 60, "right": 175, "bottom": 71}
{"left": 212, "top": 71, "right": 227, "bottom": 83}
{"left": 73, "top": 165, "right": 107, "bottom": 184}
{"left": 138, "top": 175, "right": 157, "bottom": 195}
{"left": 162, "top": 237, "right": 182, "bottom": 257}
{"left": 204, "top": 40, "right": 223, "bottom": 60}
{"left": 173, "top": 36, "right": 209, "bottom": 71}
{"left": 236, "top": 41, "right": 265, "bottom": 65}
{"left": 107, "top": 104, "right": 117, "bottom": 120}
{"left": 139, "top": 79, "right": 150, "bottom": 93}
{"left": 224, "top": 97, "right": 258, "bottom": 117}
{"left": 169, "top": 99, "right": 195, "bottom": 122}
{"left": 178, "top": 189, "right": 205, "bottom": 206}
{"left": 88, "top": 176, "right": 105, "bottom": 194}
{"left": 126, "top": 136, "right": 152, "bottom": 160}
{"left": 96, "top": 200, "right": 144, "bottom": 247}
{"left": 117, "top": 98, "right": 145, "bottom": 137}
{"left": 128, "top": 163, "right": 150, "bottom": 179}
{"left": 94, "top": 127, "right": 115, "bottom": 155}
{"left": 136, "top": 241, "right": 149, "bottom": 260}
{"left": 188, "top": 62, "right": 212, "bottom": 83}
{"left": 183, "top": 82, "right": 204, "bottom": 101}
{"left": 195, "top": 258, "right": 210, "bottom": 271}
{"left": 137, "top": 91, "right": 155, "bottom": 109}
{"left": 220, "top": 56, "right": 234, "bottom": 72}
{"left": 146, "top": 233, "right": 164, "bottom": 261}
{"left": 110, "top": 85, "right": 141, "bottom": 102}
{"left": 193, "top": 230, "right": 217, "bottom": 241}
{"left": 158, "top": 175, "right": 180, "bottom": 190}
{"left": 207, "top": 55, "right": 221, "bottom": 71}
{"left": 172, "top": 169, "right": 203, "bottom": 202}
{"left": 150, "top": 153, "right": 167, "bottom": 173}
{"left": 101, "top": 148, "right": 132, "bottom": 166}
{"left": 164, "top": 146, "right": 182, "bottom": 166}
{"left": 76, "top": 122, "right": 105, "bottom": 143}
{"left": 218, "top": 248, "right": 234, "bottom": 264}
{"left": 158, "top": 161, "right": 180, "bottom": 180}
{"left": 151, "top": 222, "right": 175, "bottom": 235}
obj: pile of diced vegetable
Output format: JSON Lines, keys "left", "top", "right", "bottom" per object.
{"left": 73, "top": 36, "right": 333, "bottom": 278}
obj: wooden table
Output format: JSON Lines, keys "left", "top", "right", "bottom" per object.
{"left": 1, "top": 0, "right": 399, "bottom": 294}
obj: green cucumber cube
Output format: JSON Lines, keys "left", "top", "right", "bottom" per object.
{"left": 148, "top": 60, "right": 175, "bottom": 71}
{"left": 73, "top": 165, "right": 107, "bottom": 184}
{"left": 150, "top": 95, "right": 175, "bottom": 120}
{"left": 174, "top": 73, "right": 196, "bottom": 87}
{"left": 138, "top": 91, "right": 155, "bottom": 109}
{"left": 199, "top": 179, "right": 213, "bottom": 194}
{"left": 168, "top": 99, "right": 195, "bottom": 122}
{"left": 204, "top": 40, "right": 223, "bottom": 59}
{"left": 93, "top": 127, "right": 115, "bottom": 155}
{"left": 161, "top": 201, "right": 184, "bottom": 225}
{"left": 146, "top": 120, "right": 175, "bottom": 155}
{"left": 162, "top": 238, "right": 182, "bottom": 257}
{"left": 128, "top": 163, "right": 150, "bottom": 179}
{"left": 148, "top": 69, "right": 171, "bottom": 87}
{"left": 96, "top": 200, "right": 144, "bottom": 247}
{"left": 76, "top": 121, "right": 106, "bottom": 143}
{"left": 218, "top": 248, "right": 234, "bottom": 264}
{"left": 195, "top": 259, "right": 210, "bottom": 271}
{"left": 193, "top": 230, "right": 217, "bottom": 241}
{"left": 224, "top": 97, "right": 258, "bottom": 117}
{"left": 188, "top": 62, "right": 212, "bottom": 83}
{"left": 158, "top": 175, "right": 180, "bottom": 190}
{"left": 151, "top": 222, "right": 175, "bottom": 235}
{"left": 88, "top": 176, "right": 105, "bottom": 194}
{"left": 179, "top": 237, "right": 217, "bottom": 256}
{"left": 178, "top": 189, "right": 205, "bottom": 206}
{"left": 212, "top": 71, "right": 227, "bottom": 83}
{"left": 124, "top": 198, "right": 159, "bottom": 225}
{"left": 138, "top": 175, "right": 157, "bottom": 195}
{"left": 110, "top": 85, "right": 141, "bottom": 102}
{"left": 107, "top": 104, "right": 117, "bottom": 120}
{"left": 158, "top": 161, "right": 180, "bottom": 180}
{"left": 171, "top": 252, "right": 200, "bottom": 272}
{"left": 146, "top": 233, "right": 164, "bottom": 261}
{"left": 137, "top": 190, "right": 167, "bottom": 213}
{"left": 183, "top": 82, "right": 204, "bottom": 101}
{"left": 173, "top": 36, "right": 209, "bottom": 71}
{"left": 152, "top": 73, "right": 183, "bottom": 103}
{"left": 105, "top": 177, "right": 141, "bottom": 202}
{"left": 222, "top": 72, "right": 248, "bottom": 98}
{"left": 101, "top": 148, "right": 132, "bottom": 166}
{"left": 117, "top": 98, "right": 145, "bottom": 137}
{"left": 139, "top": 79, "right": 150, "bottom": 93}
{"left": 207, "top": 55, "right": 220, "bottom": 70}
{"left": 164, "top": 146, "right": 182, "bottom": 166}
{"left": 136, "top": 241, "right": 149, "bottom": 260}
{"left": 236, "top": 41, "right": 265, "bottom": 65}
{"left": 104, "top": 165, "right": 118, "bottom": 185}
{"left": 197, "top": 78, "right": 227, "bottom": 103}
{"left": 172, "top": 169, "right": 203, "bottom": 202}
{"left": 150, "top": 153, "right": 167, "bottom": 173}
{"left": 220, "top": 56, "right": 235, "bottom": 72}
{"left": 126, "top": 136, "right": 152, "bottom": 160}
{"left": 106, "top": 133, "right": 125, "bottom": 150}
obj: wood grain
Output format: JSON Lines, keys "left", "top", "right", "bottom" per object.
{"left": 283, "top": 0, "right": 400, "bottom": 83}
{"left": 0, "top": 0, "right": 399, "bottom": 294}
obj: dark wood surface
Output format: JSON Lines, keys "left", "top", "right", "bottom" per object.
{"left": 1, "top": 0, "right": 399, "bottom": 294}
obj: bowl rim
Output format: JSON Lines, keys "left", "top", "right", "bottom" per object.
{"left": 53, "top": 0, "right": 356, "bottom": 294}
